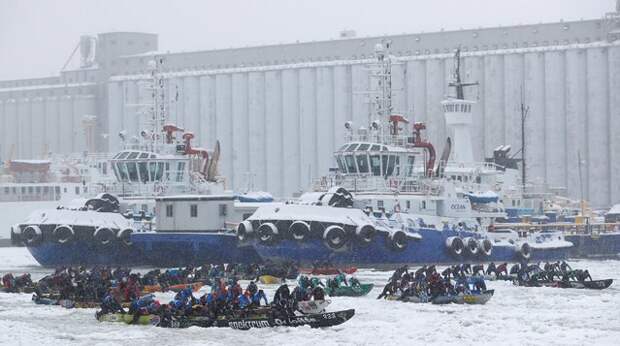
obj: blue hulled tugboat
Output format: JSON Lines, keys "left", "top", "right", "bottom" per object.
{"left": 239, "top": 43, "right": 572, "bottom": 267}
{"left": 12, "top": 57, "right": 257, "bottom": 266}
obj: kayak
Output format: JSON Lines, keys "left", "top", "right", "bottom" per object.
{"left": 300, "top": 267, "right": 357, "bottom": 275}
{"left": 516, "top": 279, "right": 613, "bottom": 290}
{"left": 453, "top": 290, "right": 494, "bottom": 305}
{"left": 259, "top": 275, "right": 282, "bottom": 285}
{"left": 325, "top": 284, "right": 374, "bottom": 297}
{"left": 297, "top": 299, "right": 331, "bottom": 314}
{"left": 141, "top": 282, "right": 205, "bottom": 294}
{"left": 97, "top": 312, "right": 162, "bottom": 326}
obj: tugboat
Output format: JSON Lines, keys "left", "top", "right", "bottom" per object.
{"left": 239, "top": 42, "right": 572, "bottom": 267}
{"left": 11, "top": 57, "right": 247, "bottom": 266}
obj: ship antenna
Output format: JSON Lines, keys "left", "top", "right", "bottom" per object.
{"left": 448, "top": 48, "right": 478, "bottom": 100}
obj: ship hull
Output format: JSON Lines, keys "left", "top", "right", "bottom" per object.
{"left": 131, "top": 232, "right": 262, "bottom": 267}
{"left": 249, "top": 228, "right": 571, "bottom": 268}
{"left": 565, "top": 233, "right": 620, "bottom": 258}
{"left": 27, "top": 240, "right": 146, "bottom": 267}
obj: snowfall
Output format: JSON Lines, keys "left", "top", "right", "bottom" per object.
{"left": 0, "top": 247, "right": 618, "bottom": 346}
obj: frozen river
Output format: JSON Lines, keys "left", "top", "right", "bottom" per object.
{"left": 0, "top": 247, "right": 618, "bottom": 346}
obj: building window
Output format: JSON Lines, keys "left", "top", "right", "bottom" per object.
{"left": 190, "top": 204, "right": 198, "bottom": 218}
{"left": 219, "top": 204, "right": 228, "bottom": 216}
{"left": 166, "top": 204, "right": 173, "bottom": 217}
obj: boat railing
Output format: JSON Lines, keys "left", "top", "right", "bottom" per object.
{"left": 312, "top": 174, "right": 442, "bottom": 195}
{"left": 494, "top": 222, "right": 620, "bottom": 235}
{"left": 89, "top": 180, "right": 193, "bottom": 197}
{"left": 342, "top": 133, "right": 415, "bottom": 148}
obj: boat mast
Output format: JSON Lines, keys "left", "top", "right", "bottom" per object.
{"left": 448, "top": 48, "right": 478, "bottom": 100}
{"left": 519, "top": 87, "right": 529, "bottom": 189}
{"left": 372, "top": 40, "right": 393, "bottom": 139}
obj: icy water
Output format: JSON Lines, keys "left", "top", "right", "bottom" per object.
{"left": 0, "top": 247, "right": 619, "bottom": 346}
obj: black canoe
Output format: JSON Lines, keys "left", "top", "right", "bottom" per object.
{"left": 158, "top": 309, "right": 356, "bottom": 329}
{"left": 516, "top": 279, "right": 613, "bottom": 290}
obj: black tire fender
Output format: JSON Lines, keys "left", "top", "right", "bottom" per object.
{"left": 236, "top": 220, "right": 254, "bottom": 241}
{"left": 445, "top": 236, "right": 464, "bottom": 256}
{"left": 289, "top": 221, "right": 310, "bottom": 241}
{"left": 257, "top": 223, "right": 278, "bottom": 244}
{"left": 355, "top": 224, "right": 376, "bottom": 244}
{"left": 53, "top": 225, "right": 75, "bottom": 244}
{"left": 323, "top": 225, "right": 348, "bottom": 250}
{"left": 22, "top": 225, "right": 42, "bottom": 246}
{"left": 93, "top": 227, "right": 115, "bottom": 246}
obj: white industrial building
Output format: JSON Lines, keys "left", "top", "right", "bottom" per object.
{"left": 1, "top": 6, "right": 619, "bottom": 207}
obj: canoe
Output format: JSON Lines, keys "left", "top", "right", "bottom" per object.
{"left": 517, "top": 279, "right": 613, "bottom": 290}
{"left": 97, "top": 312, "right": 161, "bottom": 325}
{"left": 97, "top": 309, "right": 356, "bottom": 329}
{"left": 142, "top": 282, "right": 205, "bottom": 294}
{"left": 259, "top": 275, "right": 282, "bottom": 285}
{"left": 163, "top": 309, "right": 356, "bottom": 329}
{"left": 300, "top": 267, "right": 357, "bottom": 275}
{"left": 453, "top": 290, "right": 494, "bottom": 305}
{"left": 325, "top": 283, "right": 373, "bottom": 297}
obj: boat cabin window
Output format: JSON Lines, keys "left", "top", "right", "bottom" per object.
{"left": 117, "top": 152, "right": 130, "bottom": 160}
{"left": 139, "top": 153, "right": 149, "bottom": 159}
{"left": 356, "top": 154, "right": 369, "bottom": 173}
{"left": 127, "top": 152, "right": 139, "bottom": 160}
{"left": 346, "top": 143, "right": 359, "bottom": 151}
{"left": 339, "top": 144, "right": 348, "bottom": 151}
{"left": 166, "top": 204, "right": 173, "bottom": 217}
{"left": 357, "top": 144, "right": 370, "bottom": 151}
{"left": 370, "top": 155, "right": 381, "bottom": 176}
{"left": 138, "top": 162, "right": 149, "bottom": 182}
{"left": 127, "top": 162, "right": 139, "bottom": 181}
{"left": 176, "top": 162, "right": 186, "bottom": 182}
{"left": 406, "top": 156, "right": 415, "bottom": 176}
{"left": 382, "top": 155, "right": 396, "bottom": 176}
{"left": 371, "top": 145, "right": 381, "bottom": 151}
{"left": 345, "top": 155, "right": 357, "bottom": 173}
{"left": 190, "top": 204, "right": 198, "bottom": 218}
{"left": 336, "top": 156, "right": 347, "bottom": 173}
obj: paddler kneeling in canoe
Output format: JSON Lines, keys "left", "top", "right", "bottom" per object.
{"left": 96, "top": 288, "right": 126, "bottom": 319}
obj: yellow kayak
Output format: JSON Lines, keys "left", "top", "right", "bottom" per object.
{"left": 259, "top": 275, "right": 282, "bottom": 284}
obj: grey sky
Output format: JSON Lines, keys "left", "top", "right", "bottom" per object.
{"left": 0, "top": 0, "right": 614, "bottom": 80}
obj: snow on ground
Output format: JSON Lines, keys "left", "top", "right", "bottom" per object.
{"left": 0, "top": 247, "right": 619, "bottom": 346}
